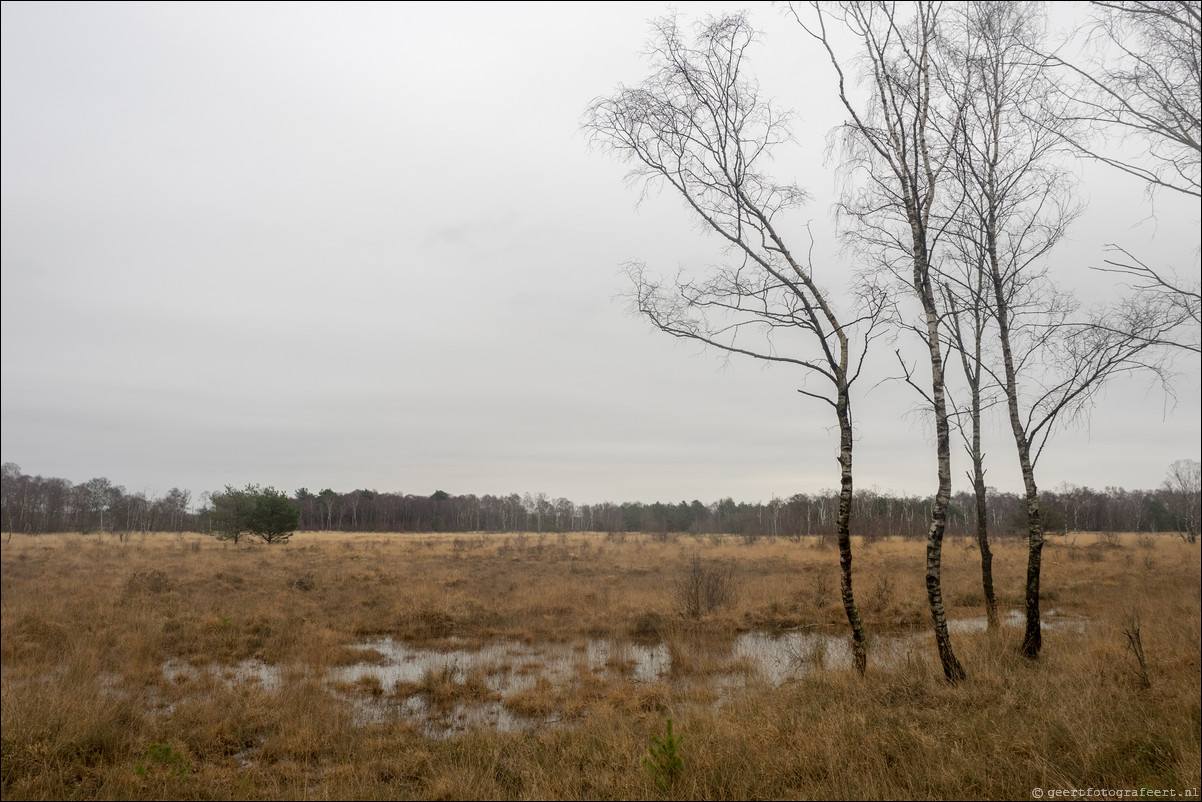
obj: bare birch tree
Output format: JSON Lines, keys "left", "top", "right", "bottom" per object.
{"left": 792, "top": 0, "right": 968, "bottom": 681}
{"left": 940, "top": 1, "right": 1171, "bottom": 658}
{"left": 941, "top": 1, "right": 1077, "bottom": 657}
{"left": 585, "top": 13, "right": 885, "bottom": 675}
{"left": 941, "top": 266, "right": 1000, "bottom": 629}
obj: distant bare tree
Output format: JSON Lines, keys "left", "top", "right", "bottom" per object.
{"left": 1, "top": 462, "right": 24, "bottom": 535}
{"left": 1163, "top": 458, "right": 1201, "bottom": 542}
{"left": 157, "top": 487, "right": 191, "bottom": 533}
{"left": 586, "top": 13, "right": 886, "bottom": 674}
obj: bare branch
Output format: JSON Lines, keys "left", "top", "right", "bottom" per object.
{"left": 1037, "top": 0, "right": 1201, "bottom": 199}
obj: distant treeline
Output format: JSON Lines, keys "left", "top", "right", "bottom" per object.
{"left": 0, "top": 462, "right": 1194, "bottom": 539}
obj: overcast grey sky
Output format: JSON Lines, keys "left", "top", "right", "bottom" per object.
{"left": 2, "top": 1, "right": 1198, "bottom": 506}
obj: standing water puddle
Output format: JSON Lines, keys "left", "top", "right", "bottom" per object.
{"left": 157, "top": 609, "right": 1087, "bottom": 738}
{"left": 326, "top": 638, "right": 672, "bottom": 736}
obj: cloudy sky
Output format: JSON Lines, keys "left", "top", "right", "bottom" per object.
{"left": 2, "top": 1, "right": 1198, "bottom": 506}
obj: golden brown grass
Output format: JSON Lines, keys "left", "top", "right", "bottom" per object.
{"left": 2, "top": 529, "right": 1198, "bottom": 799}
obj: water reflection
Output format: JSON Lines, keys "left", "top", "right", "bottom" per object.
{"left": 328, "top": 637, "right": 671, "bottom": 694}
{"left": 326, "top": 638, "right": 671, "bottom": 737}
{"left": 155, "top": 609, "right": 1087, "bottom": 738}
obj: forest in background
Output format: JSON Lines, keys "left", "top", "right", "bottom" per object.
{"left": 2, "top": 461, "right": 1197, "bottom": 540}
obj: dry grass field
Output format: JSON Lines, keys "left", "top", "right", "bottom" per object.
{"left": 2, "top": 529, "right": 1199, "bottom": 800}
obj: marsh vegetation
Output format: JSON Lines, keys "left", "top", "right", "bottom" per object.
{"left": 2, "top": 529, "right": 1198, "bottom": 799}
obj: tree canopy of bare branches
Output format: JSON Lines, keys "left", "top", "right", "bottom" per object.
{"left": 1048, "top": 0, "right": 1201, "bottom": 199}
{"left": 1042, "top": 1, "right": 1201, "bottom": 356}
{"left": 586, "top": 13, "right": 886, "bottom": 674}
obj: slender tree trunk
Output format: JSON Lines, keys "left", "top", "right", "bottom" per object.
{"left": 968, "top": 345, "right": 999, "bottom": 630}
{"left": 972, "top": 453, "right": 999, "bottom": 629}
{"left": 987, "top": 234, "right": 1044, "bottom": 659}
{"left": 951, "top": 278, "right": 1000, "bottom": 631}
{"left": 916, "top": 241, "right": 967, "bottom": 683}
{"left": 1019, "top": 459, "right": 1044, "bottom": 658}
{"left": 836, "top": 387, "right": 867, "bottom": 676}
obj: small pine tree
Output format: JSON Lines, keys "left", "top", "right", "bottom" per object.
{"left": 208, "top": 484, "right": 298, "bottom": 545}
{"left": 644, "top": 717, "right": 683, "bottom": 791}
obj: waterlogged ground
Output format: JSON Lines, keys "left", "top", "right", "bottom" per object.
{"left": 152, "top": 609, "right": 1088, "bottom": 740}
